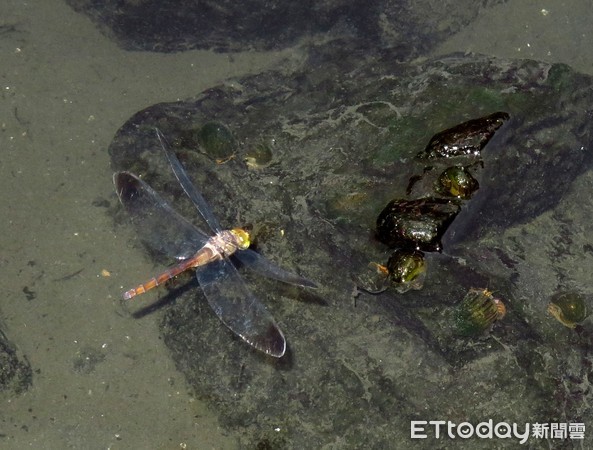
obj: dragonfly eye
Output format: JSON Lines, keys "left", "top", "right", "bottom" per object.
{"left": 231, "top": 228, "right": 251, "bottom": 250}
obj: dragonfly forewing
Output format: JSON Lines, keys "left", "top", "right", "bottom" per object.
{"left": 195, "top": 258, "right": 286, "bottom": 357}
{"left": 114, "top": 172, "right": 209, "bottom": 260}
{"left": 156, "top": 129, "right": 224, "bottom": 234}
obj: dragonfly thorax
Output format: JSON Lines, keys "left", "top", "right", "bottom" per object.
{"left": 208, "top": 228, "right": 251, "bottom": 257}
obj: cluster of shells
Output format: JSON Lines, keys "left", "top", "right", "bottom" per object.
{"left": 374, "top": 112, "right": 509, "bottom": 290}
{"left": 363, "top": 112, "right": 511, "bottom": 336}
{"left": 182, "top": 117, "right": 588, "bottom": 334}
{"left": 364, "top": 111, "right": 591, "bottom": 334}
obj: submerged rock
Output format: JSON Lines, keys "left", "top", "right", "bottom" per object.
{"left": 66, "top": 0, "right": 506, "bottom": 53}
{"left": 0, "top": 328, "right": 32, "bottom": 396}
{"left": 109, "top": 50, "right": 593, "bottom": 447}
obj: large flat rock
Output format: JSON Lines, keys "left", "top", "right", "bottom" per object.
{"left": 109, "top": 50, "right": 593, "bottom": 447}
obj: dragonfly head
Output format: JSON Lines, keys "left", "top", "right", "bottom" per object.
{"left": 231, "top": 227, "right": 251, "bottom": 250}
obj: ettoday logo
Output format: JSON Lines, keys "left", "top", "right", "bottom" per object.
{"left": 411, "top": 420, "right": 585, "bottom": 444}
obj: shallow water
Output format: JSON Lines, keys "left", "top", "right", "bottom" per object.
{"left": 1, "top": 0, "right": 592, "bottom": 448}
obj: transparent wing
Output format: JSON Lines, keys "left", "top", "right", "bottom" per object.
{"left": 235, "top": 249, "right": 317, "bottom": 288}
{"left": 156, "top": 128, "right": 318, "bottom": 289}
{"left": 195, "top": 258, "right": 286, "bottom": 357}
{"left": 114, "top": 172, "right": 209, "bottom": 260}
{"left": 156, "top": 128, "right": 223, "bottom": 233}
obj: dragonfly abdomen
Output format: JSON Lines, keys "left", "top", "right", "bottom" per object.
{"left": 123, "top": 247, "right": 217, "bottom": 300}
{"left": 122, "top": 230, "right": 247, "bottom": 300}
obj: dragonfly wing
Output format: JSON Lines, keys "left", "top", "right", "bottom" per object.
{"left": 114, "top": 172, "right": 209, "bottom": 260}
{"left": 235, "top": 249, "right": 317, "bottom": 288}
{"left": 195, "top": 258, "right": 286, "bottom": 357}
{"left": 156, "top": 129, "right": 224, "bottom": 234}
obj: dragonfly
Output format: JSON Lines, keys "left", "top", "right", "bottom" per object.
{"left": 114, "top": 129, "right": 317, "bottom": 357}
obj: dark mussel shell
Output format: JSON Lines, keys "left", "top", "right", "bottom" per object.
{"left": 376, "top": 197, "right": 460, "bottom": 251}
{"left": 417, "top": 111, "right": 509, "bottom": 159}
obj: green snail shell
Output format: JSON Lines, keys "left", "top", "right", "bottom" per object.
{"left": 385, "top": 249, "right": 427, "bottom": 293}
{"left": 548, "top": 290, "right": 588, "bottom": 328}
{"left": 436, "top": 166, "right": 479, "bottom": 200}
{"left": 196, "top": 122, "right": 237, "bottom": 161}
{"left": 244, "top": 142, "right": 273, "bottom": 168}
{"left": 454, "top": 288, "right": 505, "bottom": 336}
